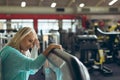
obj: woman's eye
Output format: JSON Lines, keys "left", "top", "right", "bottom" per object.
{"left": 29, "top": 39, "right": 33, "bottom": 43}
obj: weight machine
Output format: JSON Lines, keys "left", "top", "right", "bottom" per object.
{"left": 97, "top": 28, "right": 120, "bottom": 64}
{"left": 75, "top": 35, "right": 113, "bottom": 75}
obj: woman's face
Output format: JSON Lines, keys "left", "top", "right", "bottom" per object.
{"left": 20, "top": 32, "right": 36, "bottom": 51}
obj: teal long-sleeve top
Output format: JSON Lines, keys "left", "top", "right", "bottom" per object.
{"left": 0, "top": 46, "right": 46, "bottom": 80}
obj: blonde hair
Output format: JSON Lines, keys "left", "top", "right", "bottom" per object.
{"left": 7, "top": 27, "right": 37, "bottom": 51}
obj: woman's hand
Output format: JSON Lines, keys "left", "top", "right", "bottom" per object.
{"left": 43, "top": 43, "right": 62, "bottom": 56}
{"left": 33, "top": 39, "right": 40, "bottom": 49}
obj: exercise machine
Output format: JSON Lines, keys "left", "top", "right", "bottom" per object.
{"left": 75, "top": 35, "right": 113, "bottom": 75}
{"left": 97, "top": 28, "right": 120, "bottom": 64}
{"left": 44, "top": 48, "right": 90, "bottom": 80}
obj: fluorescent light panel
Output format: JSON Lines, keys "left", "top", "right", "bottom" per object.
{"left": 51, "top": 2, "right": 56, "bottom": 8}
{"left": 21, "top": 1, "right": 26, "bottom": 7}
{"left": 108, "top": 0, "right": 118, "bottom": 6}
{"left": 79, "top": 3, "right": 85, "bottom": 7}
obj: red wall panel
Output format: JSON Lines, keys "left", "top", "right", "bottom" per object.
{"left": 0, "top": 14, "right": 77, "bottom": 19}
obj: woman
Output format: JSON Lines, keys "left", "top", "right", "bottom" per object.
{"left": 0, "top": 27, "right": 62, "bottom": 80}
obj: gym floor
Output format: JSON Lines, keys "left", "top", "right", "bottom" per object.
{"left": 73, "top": 51, "right": 120, "bottom": 80}
{"left": 90, "top": 63, "right": 120, "bottom": 80}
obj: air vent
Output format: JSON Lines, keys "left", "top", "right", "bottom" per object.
{"left": 56, "top": 8, "right": 65, "bottom": 12}
{"left": 109, "top": 8, "right": 118, "bottom": 12}
{"left": 82, "top": 8, "right": 90, "bottom": 12}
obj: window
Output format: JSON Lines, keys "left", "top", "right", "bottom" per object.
{"left": 38, "top": 19, "right": 59, "bottom": 34}
{"left": 62, "top": 19, "right": 76, "bottom": 32}
{"left": 11, "top": 19, "right": 33, "bottom": 29}
{"left": 0, "top": 20, "right": 6, "bottom": 29}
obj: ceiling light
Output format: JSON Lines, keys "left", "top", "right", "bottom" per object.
{"left": 21, "top": 1, "right": 26, "bottom": 7}
{"left": 108, "top": 0, "right": 118, "bottom": 6}
{"left": 79, "top": 3, "right": 85, "bottom": 7}
{"left": 51, "top": 2, "right": 56, "bottom": 8}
